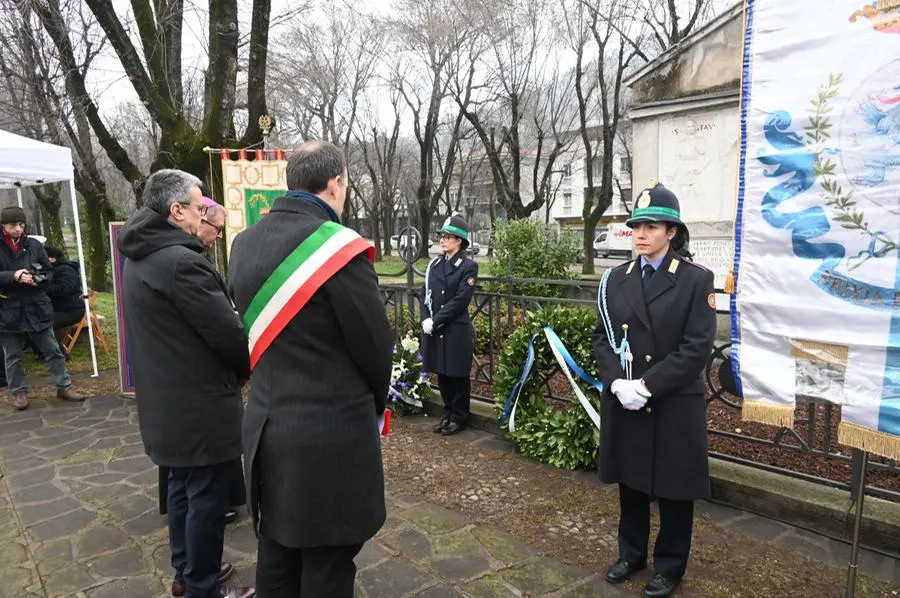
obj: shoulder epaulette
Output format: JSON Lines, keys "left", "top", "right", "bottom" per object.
{"left": 684, "top": 259, "right": 711, "bottom": 272}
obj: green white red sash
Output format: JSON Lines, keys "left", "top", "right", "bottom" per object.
{"left": 243, "top": 221, "right": 374, "bottom": 370}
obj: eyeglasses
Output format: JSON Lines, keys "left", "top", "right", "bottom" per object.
{"left": 438, "top": 233, "right": 456, "bottom": 241}
{"left": 201, "top": 218, "right": 224, "bottom": 237}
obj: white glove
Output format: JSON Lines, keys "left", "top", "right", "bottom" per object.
{"left": 611, "top": 379, "right": 650, "bottom": 410}
{"left": 422, "top": 318, "right": 434, "bottom": 335}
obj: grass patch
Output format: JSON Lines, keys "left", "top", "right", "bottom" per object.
{"left": 66, "top": 291, "right": 119, "bottom": 374}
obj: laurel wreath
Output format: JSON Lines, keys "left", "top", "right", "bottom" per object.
{"left": 249, "top": 193, "right": 272, "bottom": 209}
{"left": 808, "top": 73, "right": 897, "bottom": 268}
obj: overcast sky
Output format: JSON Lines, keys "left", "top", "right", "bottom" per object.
{"left": 85, "top": 0, "right": 734, "bottom": 138}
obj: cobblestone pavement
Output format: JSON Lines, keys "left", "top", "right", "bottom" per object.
{"left": 0, "top": 394, "right": 897, "bottom": 597}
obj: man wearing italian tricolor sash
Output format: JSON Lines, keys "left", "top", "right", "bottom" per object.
{"left": 228, "top": 142, "right": 393, "bottom": 597}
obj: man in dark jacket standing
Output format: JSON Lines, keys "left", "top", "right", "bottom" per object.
{"left": 228, "top": 141, "right": 393, "bottom": 598}
{"left": 0, "top": 206, "right": 82, "bottom": 410}
{"left": 119, "top": 169, "right": 254, "bottom": 598}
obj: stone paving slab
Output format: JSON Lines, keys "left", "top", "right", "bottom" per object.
{"left": 0, "top": 395, "right": 897, "bottom": 597}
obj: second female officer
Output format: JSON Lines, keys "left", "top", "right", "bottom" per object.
{"left": 420, "top": 215, "right": 478, "bottom": 436}
{"left": 592, "top": 182, "right": 716, "bottom": 598}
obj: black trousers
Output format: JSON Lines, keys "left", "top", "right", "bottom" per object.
{"left": 159, "top": 458, "right": 246, "bottom": 515}
{"left": 168, "top": 462, "right": 232, "bottom": 597}
{"left": 437, "top": 374, "right": 470, "bottom": 424}
{"left": 256, "top": 535, "right": 363, "bottom": 598}
{"left": 617, "top": 483, "right": 694, "bottom": 579}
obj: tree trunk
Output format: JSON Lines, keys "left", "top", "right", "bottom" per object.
{"left": 33, "top": 185, "right": 66, "bottom": 250}
{"left": 382, "top": 203, "right": 393, "bottom": 257}
{"left": 371, "top": 206, "right": 382, "bottom": 261}
{"left": 81, "top": 189, "right": 107, "bottom": 291}
{"left": 581, "top": 187, "right": 597, "bottom": 275}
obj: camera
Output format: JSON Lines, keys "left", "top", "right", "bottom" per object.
{"left": 29, "top": 263, "right": 49, "bottom": 284}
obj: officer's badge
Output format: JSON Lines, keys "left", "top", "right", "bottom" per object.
{"left": 466, "top": 276, "right": 475, "bottom": 287}
{"left": 668, "top": 259, "right": 679, "bottom": 273}
{"left": 637, "top": 189, "right": 652, "bottom": 208}
{"left": 454, "top": 258, "right": 462, "bottom": 267}
{"left": 707, "top": 293, "right": 716, "bottom": 309}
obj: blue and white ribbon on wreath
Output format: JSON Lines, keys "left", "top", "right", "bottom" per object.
{"left": 500, "top": 327, "right": 604, "bottom": 433}
{"left": 500, "top": 332, "right": 539, "bottom": 432}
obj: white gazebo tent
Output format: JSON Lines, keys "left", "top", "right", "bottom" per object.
{"left": 0, "top": 129, "right": 98, "bottom": 376}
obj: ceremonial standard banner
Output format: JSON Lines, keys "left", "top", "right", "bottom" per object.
{"left": 732, "top": 0, "right": 900, "bottom": 459}
{"left": 220, "top": 149, "right": 287, "bottom": 255}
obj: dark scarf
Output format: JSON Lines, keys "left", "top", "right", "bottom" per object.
{"left": 285, "top": 190, "right": 340, "bottom": 223}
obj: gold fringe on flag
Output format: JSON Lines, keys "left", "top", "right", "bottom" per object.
{"left": 741, "top": 400, "right": 795, "bottom": 428}
{"left": 838, "top": 421, "right": 900, "bottom": 461}
{"left": 724, "top": 269, "right": 735, "bottom": 294}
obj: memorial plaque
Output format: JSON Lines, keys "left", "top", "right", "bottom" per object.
{"left": 690, "top": 237, "right": 734, "bottom": 293}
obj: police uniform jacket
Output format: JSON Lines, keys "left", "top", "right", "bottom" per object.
{"left": 227, "top": 196, "right": 393, "bottom": 548}
{"left": 420, "top": 252, "right": 478, "bottom": 378}
{"left": 592, "top": 249, "right": 716, "bottom": 501}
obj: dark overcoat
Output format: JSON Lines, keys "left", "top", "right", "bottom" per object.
{"left": 420, "top": 253, "right": 478, "bottom": 378}
{"left": 119, "top": 207, "right": 250, "bottom": 468}
{"left": 0, "top": 236, "right": 55, "bottom": 333}
{"left": 592, "top": 250, "right": 716, "bottom": 501}
{"left": 227, "top": 196, "right": 393, "bottom": 549}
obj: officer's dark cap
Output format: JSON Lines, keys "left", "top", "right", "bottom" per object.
{"left": 626, "top": 181, "right": 686, "bottom": 230}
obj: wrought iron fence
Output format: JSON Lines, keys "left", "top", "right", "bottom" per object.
{"left": 378, "top": 261, "right": 900, "bottom": 503}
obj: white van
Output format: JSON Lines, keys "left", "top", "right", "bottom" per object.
{"left": 593, "top": 223, "right": 633, "bottom": 258}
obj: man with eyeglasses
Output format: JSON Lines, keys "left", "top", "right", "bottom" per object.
{"left": 119, "top": 169, "right": 255, "bottom": 598}
{"left": 198, "top": 197, "right": 226, "bottom": 247}
{"left": 0, "top": 205, "right": 83, "bottom": 410}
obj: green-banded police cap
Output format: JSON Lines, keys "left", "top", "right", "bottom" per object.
{"left": 439, "top": 214, "right": 470, "bottom": 248}
{"left": 626, "top": 181, "right": 685, "bottom": 228}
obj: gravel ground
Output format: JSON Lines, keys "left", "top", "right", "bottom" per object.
{"left": 382, "top": 416, "right": 900, "bottom": 597}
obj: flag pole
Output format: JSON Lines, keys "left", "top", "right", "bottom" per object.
{"left": 845, "top": 450, "right": 868, "bottom": 598}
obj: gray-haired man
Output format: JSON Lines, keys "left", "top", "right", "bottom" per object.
{"left": 118, "top": 169, "right": 254, "bottom": 598}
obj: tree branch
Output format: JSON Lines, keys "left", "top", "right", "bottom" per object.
{"left": 32, "top": 0, "right": 144, "bottom": 187}
{"left": 83, "top": 0, "right": 171, "bottom": 124}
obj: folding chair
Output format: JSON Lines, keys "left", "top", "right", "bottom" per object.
{"left": 64, "top": 289, "right": 109, "bottom": 354}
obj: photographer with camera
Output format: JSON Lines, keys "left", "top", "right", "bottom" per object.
{"left": 0, "top": 206, "right": 83, "bottom": 410}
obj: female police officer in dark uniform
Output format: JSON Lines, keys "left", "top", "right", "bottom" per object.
{"left": 421, "top": 215, "right": 478, "bottom": 436}
{"left": 592, "top": 182, "right": 716, "bottom": 598}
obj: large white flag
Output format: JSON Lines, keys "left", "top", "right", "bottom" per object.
{"left": 732, "top": 0, "right": 900, "bottom": 460}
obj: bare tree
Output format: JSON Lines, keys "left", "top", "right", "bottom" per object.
{"left": 634, "top": 0, "right": 714, "bottom": 57}
{"left": 268, "top": 2, "right": 383, "bottom": 225}
{"left": 574, "top": 0, "right": 715, "bottom": 274}
{"left": 31, "top": 0, "right": 277, "bottom": 197}
{"left": 391, "top": 0, "right": 474, "bottom": 257}
{"left": 351, "top": 75, "right": 407, "bottom": 260}
{"left": 0, "top": 0, "right": 124, "bottom": 286}
{"left": 452, "top": 0, "right": 577, "bottom": 220}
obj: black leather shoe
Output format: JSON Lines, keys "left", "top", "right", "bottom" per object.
{"left": 432, "top": 418, "right": 450, "bottom": 433}
{"left": 642, "top": 573, "right": 680, "bottom": 597}
{"left": 605, "top": 559, "right": 646, "bottom": 584}
{"left": 441, "top": 421, "right": 465, "bottom": 436}
{"left": 224, "top": 509, "right": 239, "bottom": 525}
